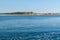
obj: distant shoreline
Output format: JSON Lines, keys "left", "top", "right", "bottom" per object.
{"left": 0, "top": 12, "right": 60, "bottom": 16}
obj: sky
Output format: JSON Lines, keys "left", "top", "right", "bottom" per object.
{"left": 0, "top": 0, "right": 60, "bottom": 13}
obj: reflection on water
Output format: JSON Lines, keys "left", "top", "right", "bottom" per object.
{"left": 0, "top": 16, "right": 60, "bottom": 40}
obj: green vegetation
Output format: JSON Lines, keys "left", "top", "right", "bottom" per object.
{"left": 0, "top": 12, "right": 33, "bottom": 16}
{"left": 0, "top": 12, "right": 60, "bottom": 16}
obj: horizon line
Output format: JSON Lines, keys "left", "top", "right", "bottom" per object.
{"left": 0, "top": 11, "right": 60, "bottom": 13}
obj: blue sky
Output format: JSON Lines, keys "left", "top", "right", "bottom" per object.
{"left": 0, "top": 0, "right": 60, "bottom": 13}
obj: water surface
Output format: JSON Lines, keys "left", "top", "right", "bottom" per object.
{"left": 0, "top": 16, "right": 60, "bottom": 40}
{"left": 0, "top": 16, "right": 60, "bottom": 32}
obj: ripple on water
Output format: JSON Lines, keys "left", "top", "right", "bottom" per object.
{"left": 0, "top": 17, "right": 60, "bottom": 32}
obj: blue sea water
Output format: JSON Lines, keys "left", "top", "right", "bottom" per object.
{"left": 0, "top": 16, "right": 60, "bottom": 40}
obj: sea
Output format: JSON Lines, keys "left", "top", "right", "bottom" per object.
{"left": 0, "top": 16, "right": 60, "bottom": 40}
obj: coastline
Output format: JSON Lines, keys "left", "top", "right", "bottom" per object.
{"left": 0, "top": 12, "right": 60, "bottom": 16}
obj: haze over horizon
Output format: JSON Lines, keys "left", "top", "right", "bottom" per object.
{"left": 0, "top": 0, "right": 60, "bottom": 13}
